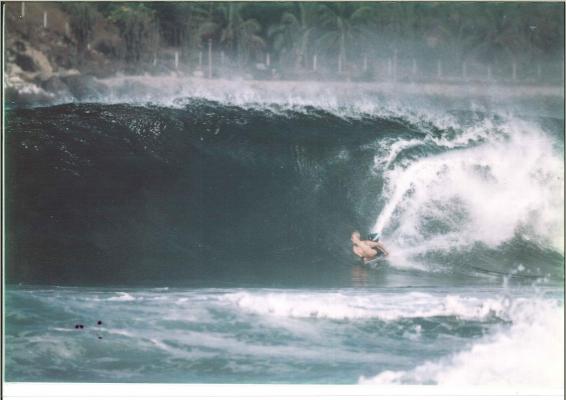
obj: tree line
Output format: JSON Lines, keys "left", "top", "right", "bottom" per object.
{"left": 11, "top": 2, "right": 566, "bottom": 78}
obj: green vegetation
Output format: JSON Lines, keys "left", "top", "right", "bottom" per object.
{"left": 6, "top": 2, "right": 564, "bottom": 80}
{"left": 107, "top": 4, "right": 159, "bottom": 63}
{"left": 61, "top": 3, "right": 97, "bottom": 63}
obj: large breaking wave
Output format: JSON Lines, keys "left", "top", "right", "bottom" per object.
{"left": 5, "top": 87, "right": 564, "bottom": 286}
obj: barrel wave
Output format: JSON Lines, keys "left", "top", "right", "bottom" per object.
{"left": 5, "top": 90, "right": 564, "bottom": 385}
{"left": 6, "top": 97, "right": 564, "bottom": 287}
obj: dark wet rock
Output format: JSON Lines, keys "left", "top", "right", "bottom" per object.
{"left": 14, "top": 53, "right": 37, "bottom": 72}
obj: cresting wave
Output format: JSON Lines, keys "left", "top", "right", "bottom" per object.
{"left": 5, "top": 90, "right": 564, "bottom": 286}
{"left": 12, "top": 74, "right": 563, "bottom": 121}
{"left": 371, "top": 116, "right": 564, "bottom": 278}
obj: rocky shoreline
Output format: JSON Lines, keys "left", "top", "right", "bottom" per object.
{"left": 5, "top": 40, "right": 563, "bottom": 108}
{"left": 4, "top": 27, "right": 563, "bottom": 108}
{"left": 4, "top": 7, "right": 563, "bottom": 109}
{"left": 4, "top": 1, "right": 563, "bottom": 109}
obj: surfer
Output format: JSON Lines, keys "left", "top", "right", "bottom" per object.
{"left": 351, "top": 231, "right": 389, "bottom": 263}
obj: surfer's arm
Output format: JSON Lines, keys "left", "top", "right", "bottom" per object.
{"left": 370, "top": 242, "right": 389, "bottom": 256}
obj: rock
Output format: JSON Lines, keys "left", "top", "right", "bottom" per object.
{"left": 5, "top": 62, "right": 24, "bottom": 76}
{"left": 14, "top": 53, "right": 37, "bottom": 72}
{"left": 4, "top": 74, "right": 55, "bottom": 107}
{"left": 12, "top": 44, "right": 54, "bottom": 78}
{"left": 27, "top": 47, "right": 54, "bottom": 80}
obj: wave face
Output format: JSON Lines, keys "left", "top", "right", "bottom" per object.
{"left": 5, "top": 94, "right": 564, "bottom": 286}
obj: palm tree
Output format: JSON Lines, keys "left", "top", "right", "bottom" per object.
{"left": 426, "top": 4, "right": 479, "bottom": 64}
{"left": 465, "top": 4, "right": 528, "bottom": 67}
{"left": 215, "top": 3, "right": 265, "bottom": 67}
{"left": 315, "top": 2, "right": 375, "bottom": 73}
{"left": 268, "top": 11, "right": 301, "bottom": 68}
{"left": 523, "top": 3, "right": 564, "bottom": 62}
{"left": 109, "top": 4, "right": 159, "bottom": 64}
{"left": 62, "top": 3, "right": 98, "bottom": 64}
{"left": 268, "top": 3, "right": 318, "bottom": 69}
{"left": 145, "top": 2, "right": 211, "bottom": 67}
{"left": 292, "top": 3, "right": 319, "bottom": 69}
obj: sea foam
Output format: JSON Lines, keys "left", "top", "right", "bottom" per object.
{"left": 372, "top": 117, "right": 564, "bottom": 270}
{"left": 223, "top": 290, "right": 548, "bottom": 322}
{"left": 360, "top": 298, "right": 564, "bottom": 385}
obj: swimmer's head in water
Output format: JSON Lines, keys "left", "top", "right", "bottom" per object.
{"left": 367, "top": 233, "right": 380, "bottom": 241}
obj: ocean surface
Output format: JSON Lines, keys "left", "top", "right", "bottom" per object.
{"left": 4, "top": 78, "right": 564, "bottom": 384}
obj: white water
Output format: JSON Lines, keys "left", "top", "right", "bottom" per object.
{"left": 92, "top": 74, "right": 562, "bottom": 124}
{"left": 360, "top": 298, "right": 564, "bottom": 385}
{"left": 96, "top": 74, "right": 458, "bottom": 126}
{"left": 224, "top": 290, "right": 549, "bottom": 322}
{"left": 8, "top": 287, "right": 562, "bottom": 385}
{"left": 372, "top": 117, "right": 564, "bottom": 269}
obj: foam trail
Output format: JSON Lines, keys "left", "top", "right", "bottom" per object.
{"left": 372, "top": 118, "right": 564, "bottom": 265}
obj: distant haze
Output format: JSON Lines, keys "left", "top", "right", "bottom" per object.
{"left": 4, "top": 2, "right": 564, "bottom": 84}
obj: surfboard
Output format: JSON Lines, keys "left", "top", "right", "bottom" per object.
{"left": 362, "top": 256, "right": 385, "bottom": 269}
